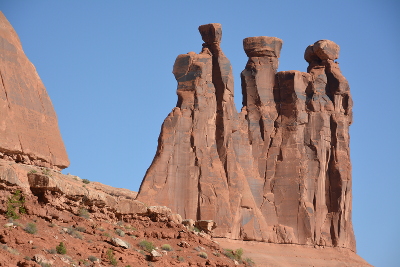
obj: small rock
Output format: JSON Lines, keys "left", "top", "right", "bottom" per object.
{"left": 178, "top": 241, "right": 190, "bottom": 248}
{"left": 28, "top": 240, "right": 33, "bottom": 244}
{"left": 234, "top": 260, "right": 239, "bottom": 265}
{"left": 150, "top": 249, "right": 162, "bottom": 261}
{"left": 4, "top": 223, "right": 13, "bottom": 227}
{"left": 111, "top": 237, "right": 129, "bottom": 249}
{"left": 33, "top": 254, "right": 54, "bottom": 265}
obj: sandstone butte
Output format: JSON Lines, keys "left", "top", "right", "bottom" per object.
{"left": 137, "top": 22, "right": 356, "bottom": 251}
{"left": 0, "top": 12, "right": 69, "bottom": 170}
{"left": 0, "top": 11, "right": 371, "bottom": 266}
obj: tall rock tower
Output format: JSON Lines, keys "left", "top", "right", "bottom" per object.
{"left": 0, "top": 12, "right": 69, "bottom": 169}
{"left": 137, "top": 23, "right": 355, "bottom": 250}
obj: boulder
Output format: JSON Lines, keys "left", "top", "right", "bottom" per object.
{"left": 150, "top": 249, "right": 162, "bottom": 261}
{"left": 111, "top": 237, "right": 129, "bottom": 249}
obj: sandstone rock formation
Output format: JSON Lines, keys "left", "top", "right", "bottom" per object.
{"left": 137, "top": 23, "right": 355, "bottom": 250}
{"left": 0, "top": 12, "right": 69, "bottom": 169}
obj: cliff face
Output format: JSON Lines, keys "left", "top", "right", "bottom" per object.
{"left": 137, "top": 23, "right": 355, "bottom": 250}
{"left": 0, "top": 12, "right": 69, "bottom": 169}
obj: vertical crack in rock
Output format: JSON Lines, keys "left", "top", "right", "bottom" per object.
{"left": 0, "top": 69, "right": 11, "bottom": 109}
{"left": 137, "top": 25, "right": 356, "bottom": 251}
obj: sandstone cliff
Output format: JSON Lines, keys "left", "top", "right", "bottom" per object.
{"left": 137, "top": 24, "right": 355, "bottom": 251}
{"left": 0, "top": 12, "right": 69, "bottom": 170}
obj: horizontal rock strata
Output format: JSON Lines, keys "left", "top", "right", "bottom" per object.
{"left": 136, "top": 23, "right": 355, "bottom": 250}
{"left": 0, "top": 12, "right": 69, "bottom": 169}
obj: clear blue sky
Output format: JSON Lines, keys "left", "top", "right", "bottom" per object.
{"left": 2, "top": 1, "right": 399, "bottom": 266}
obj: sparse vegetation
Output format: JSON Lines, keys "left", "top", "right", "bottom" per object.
{"left": 75, "top": 226, "right": 86, "bottom": 232}
{"left": 78, "top": 208, "right": 90, "bottom": 219}
{"left": 138, "top": 240, "right": 155, "bottom": 252}
{"left": 224, "top": 248, "right": 244, "bottom": 262}
{"left": 161, "top": 244, "right": 173, "bottom": 251}
{"left": 88, "top": 255, "right": 98, "bottom": 262}
{"left": 24, "top": 223, "right": 37, "bottom": 234}
{"left": 1, "top": 244, "right": 19, "bottom": 255}
{"left": 213, "top": 251, "right": 221, "bottom": 257}
{"left": 198, "top": 252, "right": 208, "bottom": 259}
{"left": 66, "top": 227, "right": 83, "bottom": 239}
{"left": 56, "top": 242, "right": 67, "bottom": 254}
{"left": 6, "top": 190, "right": 26, "bottom": 220}
{"left": 178, "top": 256, "right": 185, "bottom": 262}
{"left": 106, "top": 248, "right": 118, "bottom": 266}
{"left": 103, "top": 232, "right": 111, "bottom": 238}
{"left": 192, "top": 226, "right": 200, "bottom": 232}
{"left": 245, "top": 257, "right": 256, "bottom": 266}
{"left": 82, "top": 179, "right": 90, "bottom": 184}
{"left": 39, "top": 262, "right": 52, "bottom": 267}
{"left": 42, "top": 168, "right": 51, "bottom": 176}
{"left": 47, "top": 248, "right": 57, "bottom": 254}
{"left": 115, "top": 228, "right": 125, "bottom": 237}
{"left": 28, "top": 169, "right": 37, "bottom": 174}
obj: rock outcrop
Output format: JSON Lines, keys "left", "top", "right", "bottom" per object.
{"left": 137, "top": 23, "right": 355, "bottom": 250}
{"left": 0, "top": 12, "right": 69, "bottom": 169}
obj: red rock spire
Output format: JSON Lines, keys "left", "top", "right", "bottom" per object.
{"left": 137, "top": 25, "right": 355, "bottom": 250}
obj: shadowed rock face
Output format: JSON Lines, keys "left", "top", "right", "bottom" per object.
{"left": 137, "top": 24, "right": 355, "bottom": 250}
{"left": 0, "top": 12, "right": 69, "bottom": 169}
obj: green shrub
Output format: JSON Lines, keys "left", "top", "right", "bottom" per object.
{"left": 198, "top": 252, "right": 208, "bottom": 259}
{"left": 245, "top": 257, "right": 255, "bottom": 266}
{"left": 161, "top": 244, "right": 173, "bottom": 251}
{"left": 224, "top": 248, "right": 243, "bottom": 261}
{"left": 24, "top": 223, "right": 37, "bottom": 234}
{"left": 75, "top": 226, "right": 86, "bottom": 232}
{"left": 47, "top": 248, "right": 57, "bottom": 254}
{"left": 192, "top": 226, "right": 200, "bottom": 232}
{"left": 42, "top": 168, "right": 51, "bottom": 176}
{"left": 88, "top": 255, "right": 98, "bottom": 262}
{"left": 56, "top": 242, "right": 67, "bottom": 254}
{"left": 106, "top": 248, "right": 118, "bottom": 266}
{"left": 66, "top": 227, "right": 83, "bottom": 239}
{"left": 213, "top": 251, "right": 220, "bottom": 257}
{"left": 6, "top": 190, "right": 26, "bottom": 220}
{"left": 78, "top": 208, "right": 90, "bottom": 219}
{"left": 138, "top": 240, "right": 155, "bottom": 252}
{"left": 82, "top": 179, "right": 90, "bottom": 184}
{"left": 28, "top": 169, "right": 37, "bottom": 174}
{"left": 115, "top": 228, "right": 125, "bottom": 237}
{"left": 178, "top": 256, "right": 185, "bottom": 262}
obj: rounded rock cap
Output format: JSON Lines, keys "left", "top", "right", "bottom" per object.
{"left": 243, "top": 36, "right": 283, "bottom": 58}
{"left": 305, "top": 40, "right": 340, "bottom": 62}
{"left": 198, "top": 23, "right": 222, "bottom": 44}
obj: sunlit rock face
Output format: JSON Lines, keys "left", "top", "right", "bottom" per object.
{"left": 0, "top": 12, "right": 69, "bottom": 169}
{"left": 137, "top": 23, "right": 355, "bottom": 250}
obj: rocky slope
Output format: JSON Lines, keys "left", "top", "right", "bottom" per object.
{"left": 0, "top": 12, "right": 69, "bottom": 170}
{"left": 0, "top": 159, "right": 252, "bottom": 266}
{"left": 137, "top": 23, "right": 355, "bottom": 250}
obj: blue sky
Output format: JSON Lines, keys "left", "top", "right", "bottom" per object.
{"left": 2, "top": 1, "right": 399, "bottom": 266}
